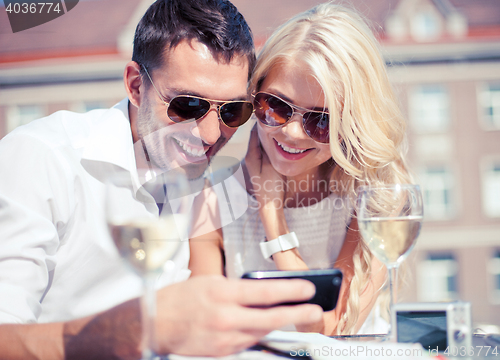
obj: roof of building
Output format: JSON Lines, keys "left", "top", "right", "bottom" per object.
{"left": 231, "top": 0, "right": 401, "bottom": 46}
{"left": 1, "top": 0, "right": 500, "bottom": 65}
{"left": 450, "top": 0, "right": 500, "bottom": 27}
{"left": 0, "top": 0, "right": 140, "bottom": 63}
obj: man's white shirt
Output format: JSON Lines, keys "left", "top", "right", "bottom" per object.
{"left": 0, "top": 99, "right": 191, "bottom": 324}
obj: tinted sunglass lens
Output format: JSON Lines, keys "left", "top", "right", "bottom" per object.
{"left": 167, "top": 96, "right": 210, "bottom": 122}
{"left": 220, "top": 102, "right": 254, "bottom": 128}
{"left": 254, "top": 93, "right": 292, "bottom": 126}
{"left": 303, "top": 112, "right": 330, "bottom": 143}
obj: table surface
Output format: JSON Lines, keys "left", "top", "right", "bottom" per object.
{"left": 329, "top": 333, "right": 500, "bottom": 359}
{"left": 253, "top": 333, "right": 500, "bottom": 359}
{"left": 166, "top": 333, "right": 500, "bottom": 360}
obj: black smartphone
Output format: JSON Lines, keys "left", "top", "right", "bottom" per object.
{"left": 241, "top": 269, "right": 343, "bottom": 311}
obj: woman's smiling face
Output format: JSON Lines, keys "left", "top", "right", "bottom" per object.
{"left": 256, "top": 60, "right": 333, "bottom": 178}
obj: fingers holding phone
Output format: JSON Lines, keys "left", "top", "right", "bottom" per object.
{"left": 241, "top": 269, "right": 343, "bottom": 312}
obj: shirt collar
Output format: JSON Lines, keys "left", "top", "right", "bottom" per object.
{"left": 81, "top": 98, "right": 137, "bottom": 174}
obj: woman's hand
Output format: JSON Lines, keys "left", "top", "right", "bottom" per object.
{"left": 244, "top": 125, "right": 325, "bottom": 333}
{"left": 244, "top": 125, "right": 285, "bottom": 211}
{"left": 244, "top": 125, "right": 289, "bottom": 240}
{"left": 244, "top": 125, "right": 308, "bottom": 269}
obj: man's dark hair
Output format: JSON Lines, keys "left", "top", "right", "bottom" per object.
{"left": 132, "top": 0, "right": 255, "bottom": 80}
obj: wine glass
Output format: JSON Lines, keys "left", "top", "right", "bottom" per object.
{"left": 357, "top": 184, "right": 423, "bottom": 341}
{"left": 106, "top": 169, "right": 191, "bottom": 359}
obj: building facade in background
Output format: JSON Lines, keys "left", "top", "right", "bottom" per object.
{"left": 378, "top": 0, "right": 500, "bottom": 328}
{"left": 1, "top": 0, "right": 500, "bottom": 328}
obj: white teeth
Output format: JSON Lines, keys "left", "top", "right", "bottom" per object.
{"left": 175, "top": 139, "right": 207, "bottom": 157}
{"left": 277, "top": 141, "right": 307, "bottom": 154}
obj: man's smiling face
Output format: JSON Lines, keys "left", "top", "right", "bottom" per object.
{"left": 131, "top": 40, "right": 249, "bottom": 180}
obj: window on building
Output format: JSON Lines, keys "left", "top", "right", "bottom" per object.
{"left": 410, "top": 85, "right": 450, "bottom": 133}
{"left": 411, "top": 11, "right": 442, "bottom": 42}
{"left": 82, "top": 101, "right": 109, "bottom": 112}
{"left": 6, "top": 104, "right": 45, "bottom": 133}
{"left": 479, "top": 83, "right": 500, "bottom": 130}
{"left": 386, "top": 14, "right": 408, "bottom": 41}
{"left": 418, "top": 253, "right": 459, "bottom": 302}
{"left": 419, "top": 165, "right": 456, "bottom": 220}
{"left": 488, "top": 250, "right": 500, "bottom": 303}
{"left": 71, "top": 100, "right": 110, "bottom": 113}
{"left": 482, "top": 160, "right": 500, "bottom": 218}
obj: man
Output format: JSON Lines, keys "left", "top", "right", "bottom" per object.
{"left": 0, "top": 0, "right": 322, "bottom": 358}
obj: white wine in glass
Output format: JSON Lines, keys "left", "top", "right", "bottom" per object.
{"left": 110, "top": 217, "right": 188, "bottom": 276}
{"left": 106, "top": 170, "right": 190, "bottom": 359}
{"left": 357, "top": 184, "right": 423, "bottom": 340}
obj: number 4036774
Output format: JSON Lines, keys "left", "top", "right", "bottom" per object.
{"left": 6, "top": 2, "right": 62, "bottom": 14}
{"left": 444, "top": 346, "right": 499, "bottom": 357}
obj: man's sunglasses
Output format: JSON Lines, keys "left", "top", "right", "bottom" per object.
{"left": 142, "top": 66, "right": 254, "bottom": 128}
{"left": 253, "top": 92, "right": 330, "bottom": 143}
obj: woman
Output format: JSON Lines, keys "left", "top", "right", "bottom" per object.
{"left": 189, "top": 2, "right": 412, "bottom": 335}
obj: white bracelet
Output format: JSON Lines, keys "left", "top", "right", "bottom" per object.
{"left": 259, "top": 232, "right": 299, "bottom": 259}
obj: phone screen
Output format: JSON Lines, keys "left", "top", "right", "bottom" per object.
{"left": 242, "top": 269, "right": 343, "bottom": 311}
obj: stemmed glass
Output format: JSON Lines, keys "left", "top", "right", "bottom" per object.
{"left": 357, "top": 184, "right": 423, "bottom": 340}
{"left": 106, "top": 169, "right": 191, "bottom": 359}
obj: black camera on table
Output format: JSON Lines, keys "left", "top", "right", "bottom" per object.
{"left": 392, "top": 301, "right": 472, "bottom": 353}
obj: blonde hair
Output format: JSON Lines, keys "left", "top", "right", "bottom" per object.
{"left": 249, "top": 2, "right": 412, "bottom": 334}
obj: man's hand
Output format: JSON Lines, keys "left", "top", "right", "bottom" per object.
{"left": 155, "top": 275, "right": 323, "bottom": 356}
{"left": 0, "top": 277, "right": 321, "bottom": 360}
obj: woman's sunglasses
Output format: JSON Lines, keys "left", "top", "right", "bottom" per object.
{"left": 253, "top": 92, "right": 330, "bottom": 143}
{"left": 143, "top": 66, "right": 254, "bottom": 128}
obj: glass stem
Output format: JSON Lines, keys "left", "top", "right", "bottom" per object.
{"left": 141, "top": 274, "right": 157, "bottom": 360}
{"left": 387, "top": 265, "right": 398, "bottom": 340}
